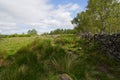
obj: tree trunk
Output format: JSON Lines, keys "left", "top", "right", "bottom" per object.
{"left": 101, "top": 20, "right": 106, "bottom": 34}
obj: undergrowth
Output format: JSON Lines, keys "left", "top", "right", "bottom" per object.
{"left": 0, "top": 35, "right": 120, "bottom": 80}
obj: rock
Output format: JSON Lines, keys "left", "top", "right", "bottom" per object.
{"left": 19, "top": 64, "right": 28, "bottom": 75}
{"left": 59, "top": 73, "right": 73, "bottom": 80}
{"left": 81, "top": 32, "right": 93, "bottom": 40}
{"left": 93, "top": 33, "right": 120, "bottom": 61}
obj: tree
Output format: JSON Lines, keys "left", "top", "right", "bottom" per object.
{"left": 72, "top": 11, "right": 95, "bottom": 33}
{"left": 0, "top": 33, "right": 2, "bottom": 39}
{"left": 72, "top": 0, "right": 120, "bottom": 34}
{"left": 49, "top": 29, "right": 76, "bottom": 35}
{"left": 27, "top": 29, "right": 38, "bottom": 35}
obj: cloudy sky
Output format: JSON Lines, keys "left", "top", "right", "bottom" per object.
{"left": 0, "top": 0, "right": 88, "bottom": 34}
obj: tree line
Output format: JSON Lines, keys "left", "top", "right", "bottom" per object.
{"left": 41, "top": 29, "right": 77, "bottom": 35}
{"left": 49, "top": 29, "right": 76, "bottom": 35}
{"left": 0, "top": 29, "right": 38, "bottom": 38}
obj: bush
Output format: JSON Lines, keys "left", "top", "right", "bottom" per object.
{"left": 8, "top": 34, "right": 31, "bottom": 38}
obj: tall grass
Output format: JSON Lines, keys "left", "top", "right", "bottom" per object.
{"left": 0, "top": 37, "right": 35, "bottom": 57}
{"left": 0, "top": 35, "right": 120, "bottom": 80}
{"left": 0, "top": 38, "right": 75, "bottom": 80}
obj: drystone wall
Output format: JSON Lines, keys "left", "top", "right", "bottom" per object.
{"left": 93, "top": 33, "right": 120, "bottom": 61}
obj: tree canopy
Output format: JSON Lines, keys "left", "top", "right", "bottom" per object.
{"left": 49, "top": 29, "right": 76, "bottom": 35}
{"left": 27, "top": 29, "right": 38, "bottom": 35}
{"left": 72, "top": 0, "right": 120, "bottom": 34}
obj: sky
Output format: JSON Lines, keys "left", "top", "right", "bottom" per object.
{"left": 0, "top": 0, "right": 88, "bottom": 34}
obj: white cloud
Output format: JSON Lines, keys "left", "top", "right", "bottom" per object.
{"left": 0, "top": 23, "right": 17, "bottom": 30}
{"left": 0, "top": 0, "right": 53, "bottom": 23}
{"left": 58, "top": 3, "right": 80, "bottom": 11}
{"left": 0, "top": 0, "right": 80, "bottom": 34}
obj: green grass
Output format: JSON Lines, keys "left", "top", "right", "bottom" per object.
{"left": 0, "top": 37, "right": 35, "bottom": 57}
{"left": 0, "top": 34, "right": 120, "bottom": 80}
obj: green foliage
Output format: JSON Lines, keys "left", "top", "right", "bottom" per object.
{"left": 49, "top": 29, "right": 77, "bottom": 35}
{"left": 0, "top": 35, "right": 120, "bottom": 80}
{"left": 0, "top": 39, "right": 67, "bottom": 80}
{"left": 27, "top": 29, "right": 38, "bottom": 36}
{"left": 72, "top": 0, "right": 120, "bottom": 34}
{"left": 0, "top": 37, "right": 35, "bottom": 57}
{"left": 0, "top": 33, "right": 31, "bottom": 38}
{"left": 8, "top": 33, "right": 31, "bottom": 38}
{"left": 0, "top": 34, "right": 8, "bottom": 38}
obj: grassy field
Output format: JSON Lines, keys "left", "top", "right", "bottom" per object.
{"left": 0, "top": 37, "right": 35, "bottom": 57}
{"left": 0, "top": 35, "right": 120, "bottom": 80}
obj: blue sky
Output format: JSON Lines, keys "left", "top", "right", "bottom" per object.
{"left": 0, "top": 0, "right": 88, "bottom": 34}
{"left": 53, "top": 0, "right": 88, "bottom": 17}
{"left": 52, "top": 0, "right": 87, "bottom": 6}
